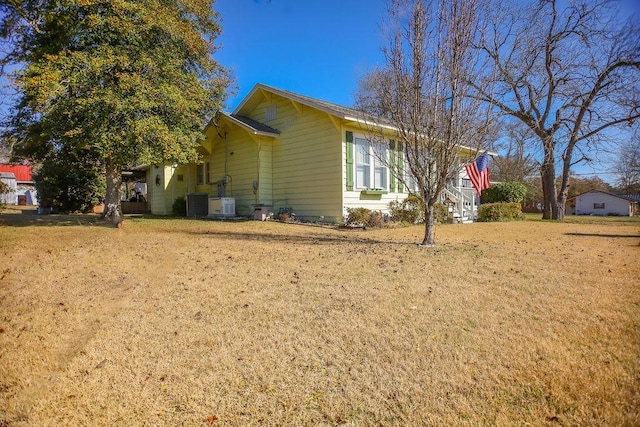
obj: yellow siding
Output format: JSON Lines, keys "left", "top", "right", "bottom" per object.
{"left": 148, "top": 165, "right": 193, "bottom": 215}
{"left": 258, "top": 142, "right": 273, "bottom": 206}
{"left": 204, "top": 125, "right": 264, "bottom": 216}
{"left": 148, "top": 166, "right": 167, "bottom": 215}
{"left": 249, "top": 97, "right": 343, "bottom": 221}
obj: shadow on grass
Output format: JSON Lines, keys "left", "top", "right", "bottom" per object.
{"left": 565, "top": 232, "right": 640, "bottom": 239}
{"left": 0, "top": 209, "right": 427, "bottom": 247}
{"left": 0, "top": 206, "right": 123, "bottom": 227}
{"left": 154, "top": 217, "right": 422, "bottom": 247}
{"left": 0, "top": 212, "right": 107, "bottom": 227}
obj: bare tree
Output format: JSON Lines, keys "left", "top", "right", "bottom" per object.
{"left": 356, "top": 0, "right": 493, "bottom": 246}
{"left": 473, "top": 0, "right": 640, "bottom": 220}
{"left": 615, "top": 134, "right": 640, "bottom": 193}
{"left": 491, "top": 121, "right": 538, "bottom": 182}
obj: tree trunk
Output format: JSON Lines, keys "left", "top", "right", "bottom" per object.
{"left": 539, "top": 135, "right": 558, "bottom": 220}
{"left": 420, "top": 201, "right": 436, "bottom": 247}
{"left": 103, "top": 160, "right": 123, "bottom": 226}
{"left": 556, "top": 174, "right": 569, "bottom": 221}
{"left": 555, "top": 147, "right": 574, "bottom": 222}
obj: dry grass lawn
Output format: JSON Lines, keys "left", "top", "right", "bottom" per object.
{"left": 0, "top": 208, "right": 638, "bottom": 426}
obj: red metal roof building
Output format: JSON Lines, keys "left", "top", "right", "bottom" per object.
{"left": 0, "top": 164, "right": 33, "bottom": 182}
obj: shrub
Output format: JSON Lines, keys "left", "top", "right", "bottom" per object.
{"left": 172, "top": 196, "right": 187, "bottom": 216}
{"left": 477, "top": 202, "right": 523, "bottom": 222}
{"left": 345, "top": 207, "right": 384, "bottom": 228}
{"left": 388, "top": 196, "right": 448, "bottom": 225}
{"left": 432, "top": 202, "right": 448, "bottom": 224}
{"left": 34, "top": 148, "right": 105, "bottom": 213}
{"left": 389, "top": 194, "right": 425, "bottom": 224}
{"left": 481, "top": 182, "right": 527, "bottom": 204}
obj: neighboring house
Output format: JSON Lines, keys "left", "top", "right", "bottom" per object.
{"left": 0, "top": 163, "right": 37, "bottom": 205}
{"left": 146, "top": 83, "right": 489, "bottom": 222}
{"left": 573, "top": 190, "right": 639, "bottom": 216}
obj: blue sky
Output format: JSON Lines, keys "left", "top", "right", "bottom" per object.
{"left": 213, "top": 0, "right": 640, "bottom": 111}
{"left": 212, "top": 0, "right": 639, "bottom": 183}
{"left": 213, "top": 0, "right": 388, "bottom": 110}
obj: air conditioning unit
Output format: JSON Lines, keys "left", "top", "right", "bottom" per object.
{"left": 208, "top": 197, "right": 235, "bottom": 217}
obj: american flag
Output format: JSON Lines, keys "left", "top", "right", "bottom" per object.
{"left": 465, "top": 152, "right": 491, "bottom": 196}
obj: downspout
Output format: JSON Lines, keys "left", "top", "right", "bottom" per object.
{"left": 213, "top": 118, "right": 229, "bottom": 196}
{"left": 255, "top": 140, "right": 261, "bottom": 206}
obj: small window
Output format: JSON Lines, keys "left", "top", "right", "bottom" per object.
{"left": 177, "top": 174, "right": 184, "bottom": 182}
{"left": 593, "top": 202, "right": 605, "bottom": 209}
{"left": 197, "top": 162, "right": 210, "bottom": 185}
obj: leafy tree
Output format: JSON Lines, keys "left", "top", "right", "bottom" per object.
{"left": 34, "top": 146, "right": 105, "bottom": 213}
{"left": 565, "top": 175, "right": 611, "bottom": 198}
{"left": 356, "top": 0, "right": 494, "bottom": 246}
{"left": 522, "top": 175, "right": 543, "bottom": 212}
{"left": 473, "top": 0, "right": 640, "bottom": 220}
{"left": 1, "top": 0, "right": 230, "bottom": 224}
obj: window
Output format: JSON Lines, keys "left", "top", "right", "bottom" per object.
{"left": 373, "top": 144, "right": 388, "bottom": 189}
{"left": 355, "top": 137, "right": 370, "bottom": 188}
{"left": 593, "top": 202, "right": 605, "bottom": 209}
{"left": 197, "top": 162, "right": 210, "bottom": 185}
{"left": 405, "top": 165, "right": 417, "bottom": 192}
{"left": 355, "top": 137, "right": 388, "bottom": 190}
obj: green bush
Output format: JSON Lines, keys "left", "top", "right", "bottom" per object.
{"left": 34, "top": 148, "right": 105, "bottom": 213}
{"left": 389, "top": 194, "right": 425, "bottom": 224}
{"left": 172, "top": 196, "right": 187, "bottom": 216}
{"left": 432, "top": 202, "right": 448, "bottom": 224}
{"left": 481, "top": 182, "right": 527, "bottom": 204}
{"left": 477, "top": 202, "right": 523, "bottom": 222}
{"left": 345, "top": 207, "right": 384, "bottom": 228}
{"left": 388, "top": 196, "right": 448, "bottom": 225}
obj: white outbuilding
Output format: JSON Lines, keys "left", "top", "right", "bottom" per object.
{"left": 574, "top": 190, "right": 639, "bottom": 216}
{"left": 0, "top": 172, "right": 17, "bottom": 205}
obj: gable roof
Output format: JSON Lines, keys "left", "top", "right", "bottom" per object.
{"left": 234, "top": 83, "right": 396, "bottom": 131}
{"left": 225, "top": 113, "right": 280, "bottom": 137}
{"left": 232, "top": 83, "right": 498, "bottom": 157}
{"left": 575, "top": 189, "right": 640, "bottom": 203}
{"left": 235, "top": 83, "right": 361, "bottom": 120}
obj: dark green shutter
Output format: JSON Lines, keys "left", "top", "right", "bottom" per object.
{"left": 346, "top": 131, "right": 354, "bottom": 191}
{"left": 389, "top": 140, "right": 396, "bottom": 193}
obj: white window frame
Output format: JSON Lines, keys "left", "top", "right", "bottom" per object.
{"left": 404, "top": 165, "right": 418, "bottom": 192}
{"left": 197, "top": 161, "right": 210, "bottom": 185}
{"left": 355, "top": 136, "right": 389, "bottom": 190}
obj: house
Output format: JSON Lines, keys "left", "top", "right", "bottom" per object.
{"left": 0, "top": 163, "right": 37, "bottom": 205}
{"left": 146, "top": 83, "right": 488, "bottom": 222}
{"left": 573, "top": 190, "right": 639, "bottom": 216}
